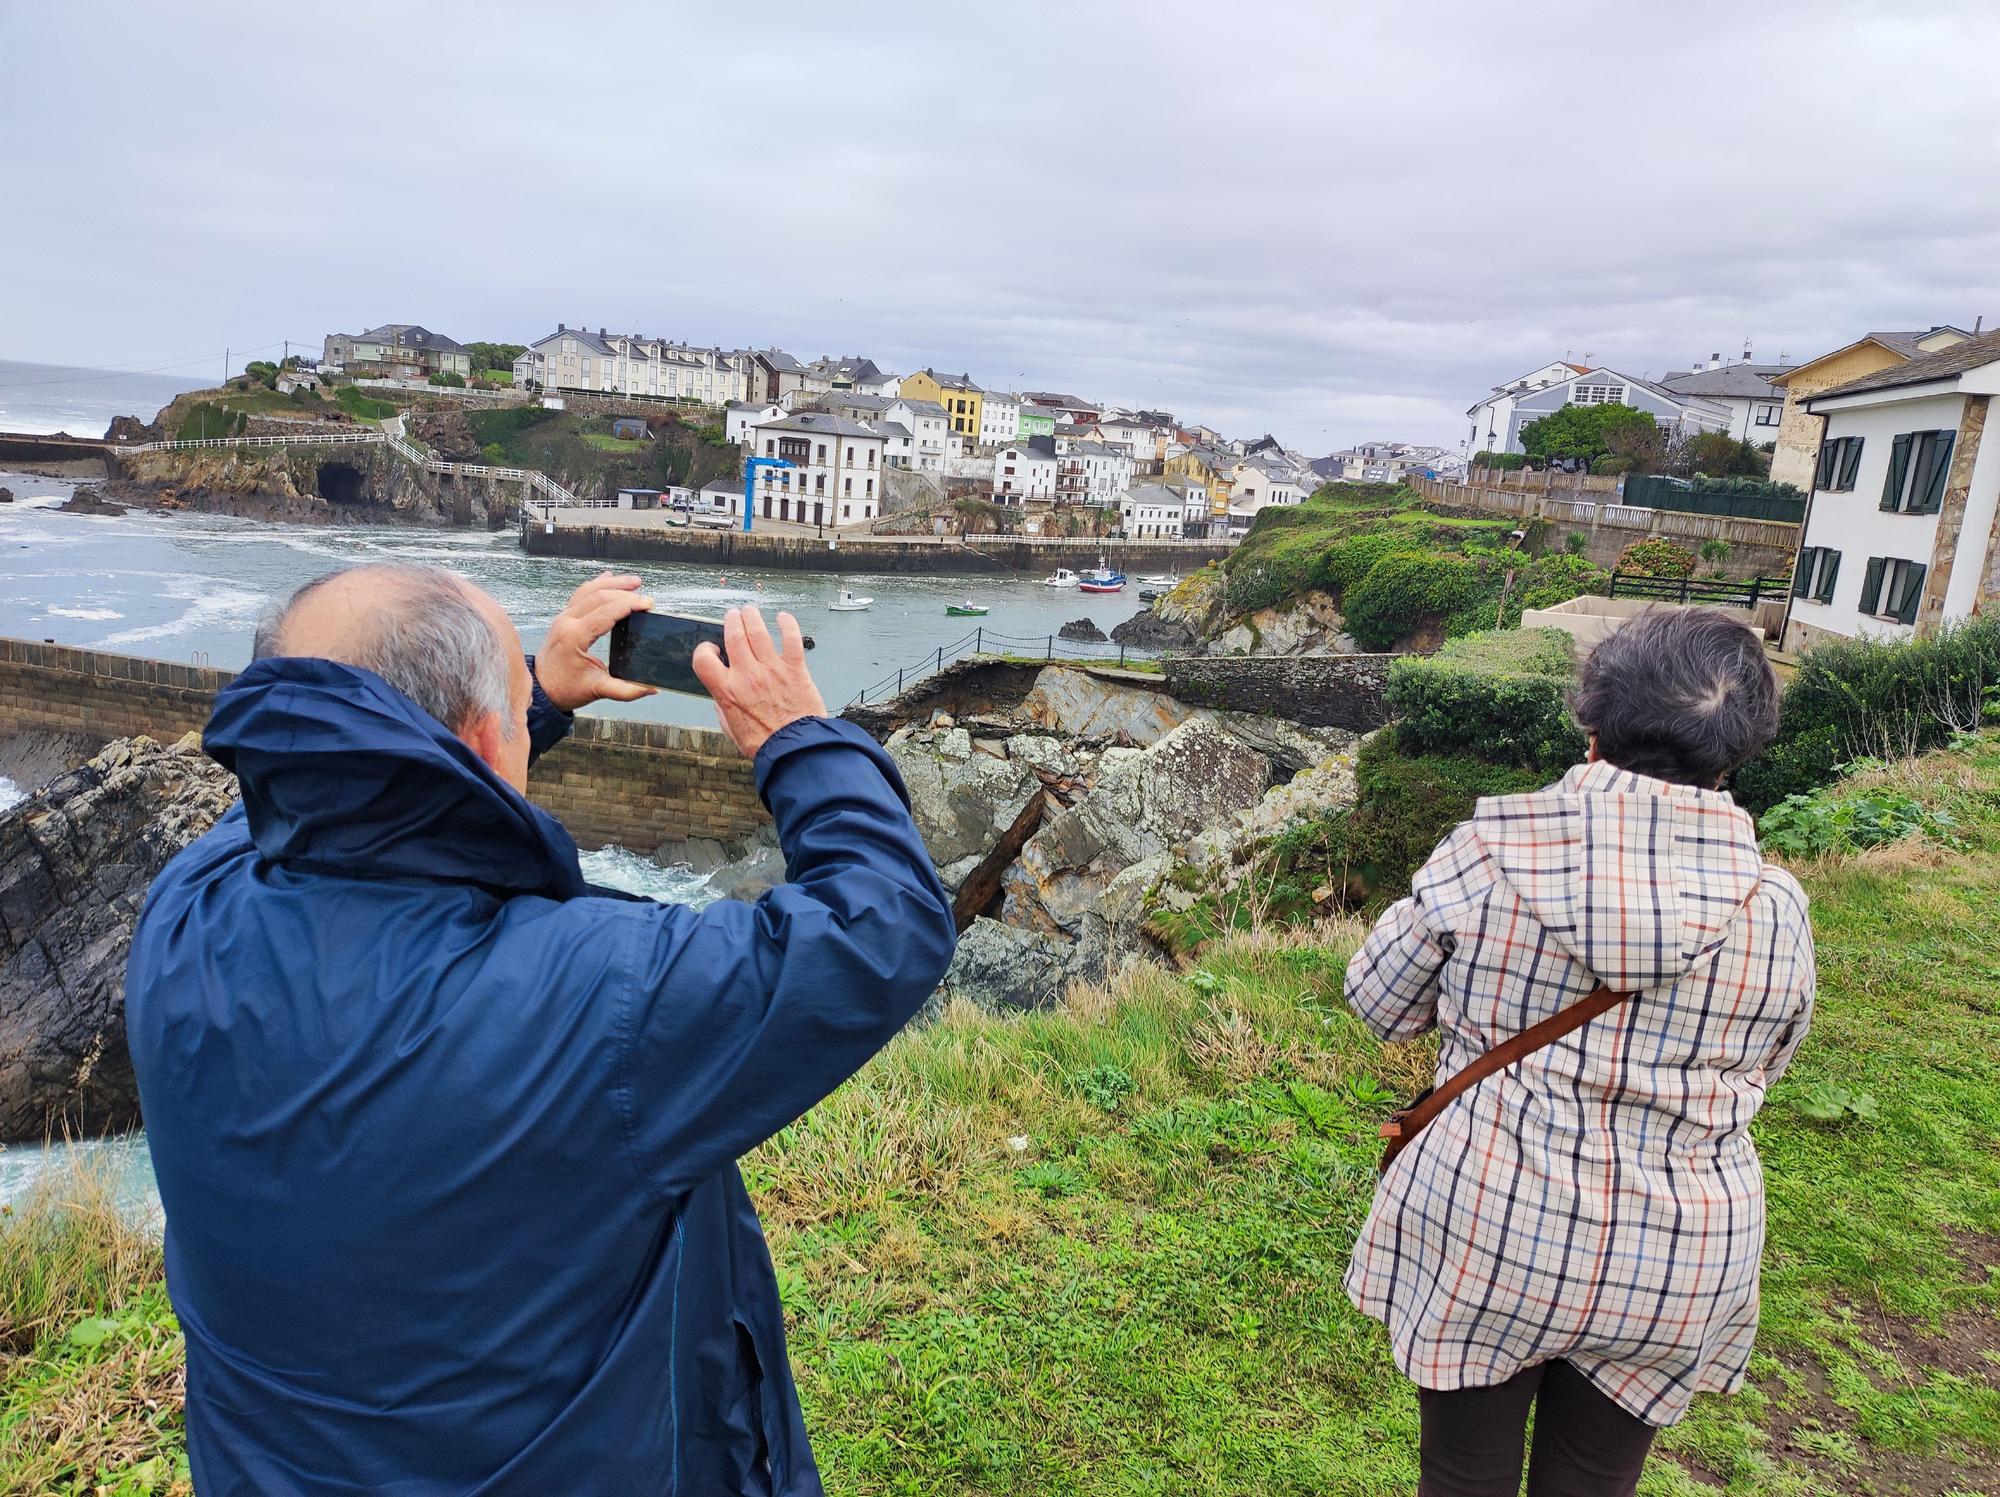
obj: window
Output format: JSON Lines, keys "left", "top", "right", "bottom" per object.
{"left": 764, "top": 438, "right": 775, "bottom": 457}
{"left": 1572, "top": 383, "right": 1628, "bottom": 405}
{"left": 1755, "top": 403, "right": 1781, "bottom": 427}
{"left": 1813, "top": 435, "right": 1862, "bottom": 492}
{"left": 843, "top": 504, "right": 851, "bottom": 519}
{"left": 1879, "top": 429, "right": 1954, "bottom": 515}
{"left": 844, "top": 477, "right": 852, "bottom": 495}
{"left": 1792, "top": 546, "right": 1841, "bottom": 603}
{"left": 817, "top": 443, "right": 827, "bottom": 462}
{"left": 866, "top": 477, "right": 874, "bottom": 497}
{"left": 1859, "top": 556, "right": 1927, "bottom": 624}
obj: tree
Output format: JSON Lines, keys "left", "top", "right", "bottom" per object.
{"left": 1519, "top": 402, "right": 1658, "bottom": 467}
{"left": 1676, "top": 432, "right": 1769, "bottom": 479}
{"left": 467, "top": 341, "right": 527, "bottom": 375}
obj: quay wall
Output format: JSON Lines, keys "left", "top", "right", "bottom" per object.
{"left": 0, "top": 638, "right": 765, "bottom": 851}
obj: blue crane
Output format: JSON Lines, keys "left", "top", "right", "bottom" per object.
{"left": 741, "top": 455, "right": 794, "bottom": 533}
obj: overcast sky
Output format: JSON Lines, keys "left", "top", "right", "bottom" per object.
{"left": 3, "top": 2, "right": 1996, "bottom": 452}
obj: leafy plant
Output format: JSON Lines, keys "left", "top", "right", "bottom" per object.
{"left": 1790, "top": 1082, "right": 1880, "bottom": 1125}
{"left": 1071, "top": 1063, "right": 1137, "bottom": 1113}
{"left": 1520, "top": 402, "right": 1658, "bottom": 466}
{"left": 1699, "top": 537, "right": 1734, "bottom": 564}
{"left": 1015, "top": 1160, "right": 1088, "bottom": 1198}
{"left": 1565, "top": 530, "right": 1589, "bottom": 554}
{"left": 1342, "top": 1074, "right": 1397, "bottom": 1107}
{"left": 1758, "top": 781, "right": 1960, "bottom": 858}
{"left": 1341, "top": 551, "right": 1480, "bottom": 649}
{"left": 1615, "top": 537, "right": 1698, "bottom": 579}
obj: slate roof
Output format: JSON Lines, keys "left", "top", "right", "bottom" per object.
{"left": 755, "top": 349, "right": 806, "bottom": 372}
{"left": 1001, "top": 436, "right": 1058, "bottom": 459}
{"left": 759, "top": 411, "right": 886, "bottom": 439}
{"left": 1810, "top": 327, "right": 2000, "bottom": 401}
{"left": 875, "top": 421, "right": 912, "bottom": 440}
{"left": 1658, "top": 363, "right": 1796, "bottom": 399}
{"left": 920, "top": 368, "right": 983, "bottom": 392}
{"left": 349, "top": 323, "right": 467, "bottom": 354}
{"left": 1120, "top": 483, "right": 1185, "bottom": 508}
{"left": 812, "top": 356, "right": 889, "bottom": 384}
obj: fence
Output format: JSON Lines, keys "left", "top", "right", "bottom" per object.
{"left": 846, "top": 629, "right": 1151, "bottom": 706}
{"left": 1606, "top": 571, "right": 1792, "bottom": 608}
{"left": 1407, "top": 476, "right": 1798, "bottom": 552}
{"left": 121, "top": 430, "right": 383, "bottom": 453}
{"left": 1622, "top": 474, "right": 1807, "bottom": 523}
{"left": 959, "top": 534, "right": 1235, "bottom": 548}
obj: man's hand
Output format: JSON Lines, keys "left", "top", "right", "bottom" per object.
{"left": 536, "top": 572, "right": 659, "bottom": 712}
{"left": 693, "top": 606, "right": 827, "bottom": 759}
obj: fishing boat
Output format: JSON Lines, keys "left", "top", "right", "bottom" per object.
{"left": 1137, "top": 572, "right": 1180, "bottom": 587}
{"left": 1043, "top": 568, "right": 1079, "bottom": 588}
{"left": 1077, "top": 558, "right": 1127, "bottom": 594}
{"left": 828, "top": 588, "right": 874, "bottom": 611}
{"left": 945, "top": 600, "right": 989, "bottom": 617}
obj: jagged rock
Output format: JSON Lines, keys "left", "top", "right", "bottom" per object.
{"left": 55, "top": 485, "right": 127, "bottom": 517}
{"left": 0, "top": 733, "right": 237, "bottom": 1143}
{"left": 1108, "top": 610, "right": 1196, "bottom": 651}
{"left": 0, "top": 486, "right": 13, "bottom": 504}
{"left": 1019, "top": 666, "right": 1196, "bottom": 744}
{"left": 886, "top": 729, "right": 1044, "bottom": 895}
{"left": 1211, "top": 712, "right": 1360, "bottom": 780}
{"left": 1212, "top": 589, "right": 1356, "bottom": 657}
{"left": 937, "top": 917, "right": 1074, "bottom": 1012}
{"left": 1111, "top": 568, "right": 1226, "bottom": 651}
{"left": 104, "top": 414, "right": 161, "bottom": 445}
{"left": 1190, "top": 751, "right": 1362, "bottom": 881}
{"left": 652, "top": 834, "right": 734, "bottom": 876}
{"left": 1058, "top": 617, "right": 1108, "bottom": 643}
{"left": 1002, "top": 717, "right": 1270, "bottom": 938}
{"left": 705, "top": 825, "right": 787, "bottom": 903}
{"left": 1068, "top": 850, "right": 1175, "bottom": 987}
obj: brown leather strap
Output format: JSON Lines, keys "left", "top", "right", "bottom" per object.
{"left": 1379, "top": 984, "right": 1635, "bottom": 1171}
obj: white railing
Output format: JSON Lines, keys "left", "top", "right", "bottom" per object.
{"left": 960, "top": 533, "right": 1235, "bottom": 547}
{"left": 121, "top": 430, "right": 384, "bottom": 453}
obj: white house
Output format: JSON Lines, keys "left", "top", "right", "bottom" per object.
{"left": 993, "top": 435, "right": 1058, "bottom": 503}
{"left": 1119, "top": 484, "right": 1184, "bottom": 538}
{"left": 1168, "top": 478, "right": 1216, "bottom": 537}
{"left": 979, "top": 391, "right": 1021, "bottom": 447}
{"left": 748, "top": 411, "right": 889, "bottom": 526}
{"left": 808, "top": 356, "right": 898, "bottom": 396}
{"left": 513, "top": 326, "right": 752, "bottom": 404}
{"left": 1784, "top": 329, "right": 2000, "bottom": 652}
{"left": 1466, "top": 361, "right": 1591, "bottom": 454}
{"left": 1501, "top": 368, "right": 1732, "bottom": 454}
{"left": 1056, "top": 438, "right": 1132, "bottom": 506}
{"left": 1095, "top": 415, "right": 1167, "bottom": 472}
{"left": 1229, "top": 455, "right": 1305, "bottom": 512}
{"left": 818, "top": 393, "right": 952, "bottom": 473}
{"left": 698, "top": 478, "right": 746, "bottom": 520}
{"left": 725, "top": 401, "right": 787, "bottom": 447}
{"left": 1659, "top": 356, "right": 1797, "bottom": 443}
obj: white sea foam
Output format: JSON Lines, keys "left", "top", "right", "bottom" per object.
{"left": 579, "top": 846, "right": 718, "bottom": 908}
{"left": 45, "top": 605, "right": 123, "bottom": 621}
{"left": 0, "top": 777, "right": 22, "bottom": 814}
{"left": 95, "top": 583, "right": 267, "bottom": 647}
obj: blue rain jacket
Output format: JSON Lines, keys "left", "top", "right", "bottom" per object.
{"left": 126, "top": 657, "right": 955, "bottom": 1495}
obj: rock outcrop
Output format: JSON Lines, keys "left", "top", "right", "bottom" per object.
{"left": 0, "top": 735, "right": 237, "bottom": 1143}
{"left": 0, "top": 486, "right": 14, "bottom": 504}
{"left": 1019, "top": 668, "right": 1197, "bottom": 743}
{"left": 55, "top": 485, "right": 127, "bottom": 517}
{"left": 1058, "top": 617, "right": 1108, "bottom": 643}
{"left": 1212, "top": 589, "right": 1357, "bottom": 656}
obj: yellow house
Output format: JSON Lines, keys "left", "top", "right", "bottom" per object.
{"left": 1163, "top": 446, "right": 1229, "bottom": 512}
{"left": 1768, "top": 325, "right": 1973, "bottom": 490}
{"left": 898, "top": 369, "right": 983, "bottom": 447}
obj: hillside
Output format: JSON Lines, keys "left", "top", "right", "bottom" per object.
{"left": 5, "top": 735, "right": 1998, "bottom": 1494}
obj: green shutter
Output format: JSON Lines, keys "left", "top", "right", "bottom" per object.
{"left": 1917, "top": 430, "right": 1955, "bottom": 513}
{"left": 1837, "top": 437, "right": 1864, "bottom": 491}
{"left": 1814, "top": 441, "right": 1835, "bottom": 490}
{"left": 1793, "top": 546, "right": 1817, "bottom": 596}
{"left": 1817, "top": 550, "right": 1841, "bottom": 603}
{"left": 1881, "top": 433, "right": 1912, "bottom": 511}
{"left": 1895, "top": 562, "right": 1927, "bottom": 625}
{"left": 1860, "top": 556, "right": 1886, "bottom": 614}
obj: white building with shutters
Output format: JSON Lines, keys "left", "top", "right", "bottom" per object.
{"left": 1784, "top": 330, "right": 2000, "bottom": 652}
{"left": 747, "top": 411, "right": 889, "bottom": 526}
{"left": 993, "top": 436, "right": 1058, "bottom": 503}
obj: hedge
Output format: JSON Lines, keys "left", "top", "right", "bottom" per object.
{"left": 1732, "top": 616, "right": 2000, "bottom": 810}
{"left": 1341, "top": 552, "right": 1480, "bottom": 650}
{"left": 1386, "top": 628, "right": 1585, "bottom": 773}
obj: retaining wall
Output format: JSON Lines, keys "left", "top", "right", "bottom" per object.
{"left": 1160, "top": 655, "right": 1396, "bottom": 731}
{"left": 0, "top": 637, "right": 765, "bottom": 850}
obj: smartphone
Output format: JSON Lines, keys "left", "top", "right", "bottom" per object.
{"left": 607, "top": 610, "right": 728, "bottom": 696}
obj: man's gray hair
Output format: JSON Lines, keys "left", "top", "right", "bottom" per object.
{"left": 1569, "top": 606, "right": 1779, "bottom": 787}
{"left": 253, "top": 564, "right": 516, "bottom": 738}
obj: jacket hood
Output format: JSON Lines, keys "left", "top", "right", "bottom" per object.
{"left": 203, "top": 657, "right": 587, "bottom": 900}
{"left": 1468, "top": 760, "right": 1765, "bottom": 991}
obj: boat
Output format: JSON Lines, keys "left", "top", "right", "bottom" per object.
{"left": 1138, "top": 589, "right": 1161, "bottom": 603}
{"left": 1077, "top": 559, "right": 1126, "bottom": 594}
{"left": 828, "top": 589, "right": 874, "bottom": 611}
{"left": 945, "top": 600, "right": 989, "bottom": 617}
{"left": 1043, "top": 568, "right": 1079, "bottom": 588}
{"left": 1137, "top": 573, "right": 1180, "bottom": 587}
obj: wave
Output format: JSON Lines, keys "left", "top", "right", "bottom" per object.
{"left": 45, "top": 605, "right": 123, "bottom": 621}
{"left": 577, "top": 846, "right": 718, "bottom": 908}
{"left": 96, "top": 583, "right": 268, "bottom": 647}
{"left": 0, "top": 777, "right": 21, "bottom": 814}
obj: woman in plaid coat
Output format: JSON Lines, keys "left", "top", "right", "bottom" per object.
{"left": 1344, "top": 608, "right": 1815, "bottom": 1497}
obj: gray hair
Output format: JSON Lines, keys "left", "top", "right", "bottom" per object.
{"left": 1569, "top": 606, "right": 1779, "bottom": 787}
{"left": 253, "top": 564, "right": 516, "bottom": 738}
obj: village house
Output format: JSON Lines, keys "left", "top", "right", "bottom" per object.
{"left": 1465, "top": 360, "right": 1591, "bottom": 454}
{"left": 1658, "top": 352, "right": 1798, "bottom": 444}
{"left": 1020, "top": 391, "right": 1102, "bottom": 423}
{"left": 899, "top": 370, "right": 986, "bottom": 447}
{"left": 979, "top": 390, "right": 1021, "bottom": 447}
{"left": 511, "top": 326, "right": 752, "bottom": 404}
{"left": 815, "top": 393, "right": 952, "bottom": 473}
{"left": 808, "top": 356, "right": 898, "bottom": 396}
{"left": 1767, "top": 325, "right": 1978, "bottom": 491}
{"left": 1016, "top": 406, "right": 1056, "bottom": 439}
{"left": 749, "top": 350, "right": 822, "bottom": 407}
{"left": 993, "top": 436, "right": 1059, "bottom": 503}
{"left": 749, "top": 411, "right": 888, "bottom": 526}
{"left": 1118, "top": 484, "right": 1185, "bottom": 538}
{"left": 1057, "top": 438, "right": 1133, "bottom": 507}
{"left": 322, "top": 324, "right": 471, "bottom": 380}
{"left": 1784, "top": 328, "right": 2000, "bottom": 652}
{"left": 1502, "top": 367, "right": 1732, "bottom": 454}
{"left": 725, "top": 401, "right": 788, "bottom": 446}
{"left": 1171, "top": 478, "right": 1218, "bottom": 537}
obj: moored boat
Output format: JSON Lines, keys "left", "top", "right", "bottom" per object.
{"left": 1078, "top": 558, "right": 1126, "bottom": 594}
{"left": 1137, "top": 572, "right": 1180, "bottom": 587}
{"left": 945, "top": 600, "right": 989, "bottom": 616}
{"left": 1043, "top": 568, "right": 1079, "bottom": 588}
{"left": 828, "top": 588, "right": 874, "bottom": 611}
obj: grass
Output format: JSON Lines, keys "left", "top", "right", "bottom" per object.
{"left": 7, "top": 738, "right": 2000, "bottom": 1494}
{"left": 579, "top": 432, "right": 651, "bottom": 453}
{"left": 333, "top": 386, "right": 397, "bottom": 422}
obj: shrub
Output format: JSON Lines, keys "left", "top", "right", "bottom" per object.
{"left": 1565, "top": 531, "right": 1588, "bottom": 554}
{"left": 1341, "top": 551, "right": 1480, "bottom": 649}
{"left": 1387, "top": 628, "right": 1585, "bottom": 773}
{"left": 1591, "top": 456, "right": 1633, "bottom": 476}
{"left": 1758, "top": 777, "right": 1961, "bottom": 859}
{"left": 1319, "top": 531, "right": 1402, "bottom": 594}
{"left": 428, "top": 371, "right": 467, "bottom": 388}
{"left": 1472, "top": 452, "right": 1529, "bottom": 471}
{"left": 466, "top": 406, "right": 556, "bottom": 448}
{"left": 1615, "top": 537, "right": 1698, "bottom": 579}
{"left": 1699, "top": 538, "right": 1734, "bottom": 564}
{"left": 1690, "top": 474, "right": 1803, "bottom": 503}
{"left": 1732, "top": 618, "right": 2000, "bottom": 811}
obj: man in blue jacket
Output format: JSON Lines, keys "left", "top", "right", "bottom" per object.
{"left": 126, "top": 564, "right": 957, "bottom": 1495}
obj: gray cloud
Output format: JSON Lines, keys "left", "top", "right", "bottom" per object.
{"left": 3, "top": 1, "right": 1996, "bottom": 452}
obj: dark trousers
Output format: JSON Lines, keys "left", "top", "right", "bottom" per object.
{"left": 1417, "top": 1360, "right": 1658, "bottom": 1497}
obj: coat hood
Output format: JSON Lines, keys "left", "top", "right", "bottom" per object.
{"left": 1467, "top": 760, "right": 1765, "bottom": 991}
{"left": 202, "top": 656, "right": 587, "bottom": 901}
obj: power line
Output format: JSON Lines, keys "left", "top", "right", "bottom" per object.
{"left": 0, "top": 341, "right": 310, "bottom": 391}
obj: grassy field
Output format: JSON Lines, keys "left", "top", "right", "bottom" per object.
{"left": 5, "top": 741, "right": 1998, "bottom": 1495}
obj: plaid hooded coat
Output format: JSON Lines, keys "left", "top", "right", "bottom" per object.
{"left": 1342, "top": 760, "right": 1815, "bottom": 1426}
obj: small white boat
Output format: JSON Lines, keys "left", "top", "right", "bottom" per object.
{"left": 1137, "top": 573, "right": 1180, "bottom": 587}
{"left": 1044, "top": 568, "right": 1079, "bottom": 588}
{"left": 828, "top": 588, "right": 874, "bottom": 611}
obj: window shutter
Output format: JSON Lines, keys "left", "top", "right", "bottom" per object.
{"left": 1859, "top": 557, "right": 1886, "bottom": 615}
{"left": 1918, "top": 431, "right": 1955, "bottom": 513}
{"left": 1793, "top": 546, "right": 1816, "bottom": 595}
{"left": 1837, "top": 437, "right": 1864, "bottom": 491}
{"left": 1814, "top": 441, "right": 1835, "bottom": 490}
{"left": 1817, "top": 550, "right": 1841, "bottom": 603}
{"left": 1881, "top": 434, "right": 1912, "bottom": 511}
{"left": 1895, "top": 562, "right": 1927, "bottom": 624}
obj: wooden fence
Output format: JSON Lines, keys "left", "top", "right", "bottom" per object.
{"left": 1407, "top": 476, "right": 1798, "bottom": 552}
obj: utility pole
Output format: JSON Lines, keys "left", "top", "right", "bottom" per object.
{"left": 223, "top": 347, "right": 229, "bottom": 386}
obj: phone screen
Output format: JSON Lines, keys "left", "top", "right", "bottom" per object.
{"left": 606, "top": 611, "right": 728, "bottom": 696}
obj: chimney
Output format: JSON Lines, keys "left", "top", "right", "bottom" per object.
{"left": 557, "top": 322, "right": 565, "bottom": 332}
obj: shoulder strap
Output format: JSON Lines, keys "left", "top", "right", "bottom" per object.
{"left": 1379, "top": 984, "right": 1634, "bottom": 1166}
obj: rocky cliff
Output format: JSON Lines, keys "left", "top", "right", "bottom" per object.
{"left": 108, "top": 441, "right": 513, "bottom": 528}
{"left": 1111, "top": 567, "right": 1359, "bottom": 658}
{"left": 0, "top": 734, "right": 236, "bottom": 1143}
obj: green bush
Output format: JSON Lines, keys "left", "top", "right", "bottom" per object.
{"left": 466, "top": 406, "right": 557, "bottom": 449}
{"left": 1690, "top": 474, "right": 1802, "bottom": 503}
{"left": 1471, "top": 452, "right": 1529, "bottom": 471}
{"left": 1319, "top": 531, "right": 1402, "bottom": 593}
{"left": 1758, "top": 777, "right": 1961, "bottom": 859}
{"left": 1591, "top": 456, "right": 1633, "bottom": 476}
{"left": 1733, "top": 618, "right": 2000, "bottom": 811}
{"left": 428, "top": 371, "right": 467, "bottom": 388}
{"left": 1616, "top": 537, "right": 1698, "bottom": 578}
{"left": 1341, "top": 551, "right": 1480, "bottom": 649}
{"left": 1386, "top": 628, "right": 1585, "bottom": 772}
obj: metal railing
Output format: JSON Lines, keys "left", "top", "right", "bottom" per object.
{"left": 958, "top": 534, "right": 1234, "bottom": 547}
{"left": 1607, "top": 571, "right": 1792, "bottom": 608}
{"left": 846, "top": 627, "right": 1152, "bottom": 707}
{"left": 122, "top": 430, "right": 383, "bottom": 452}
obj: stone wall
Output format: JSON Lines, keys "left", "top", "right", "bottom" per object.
{"left": 0, "top": 638, "right": 765, "bottom": 850}
{"left": 1160, "top": 654, "right": 1395, "bottom": 731}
